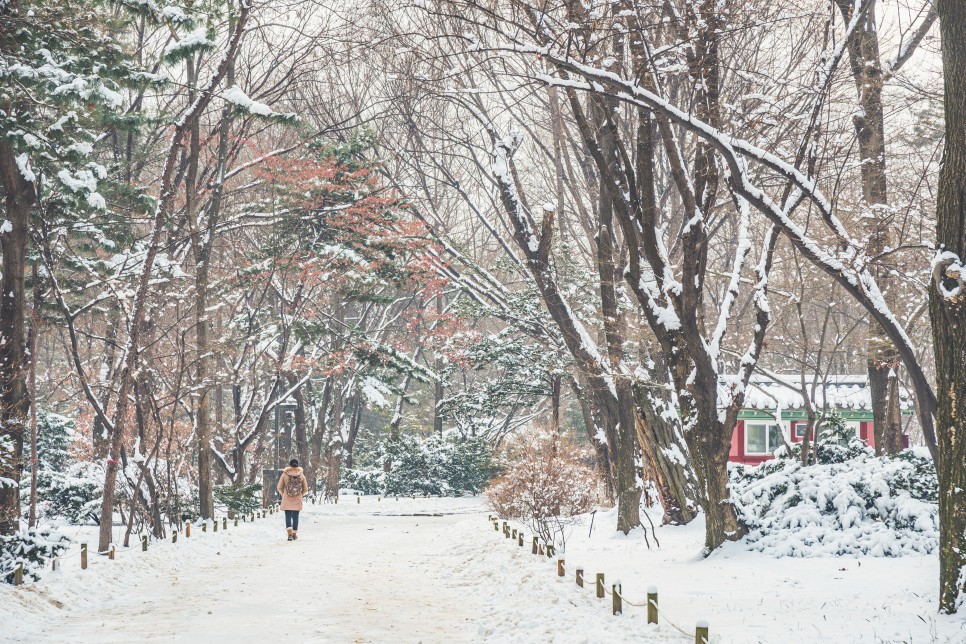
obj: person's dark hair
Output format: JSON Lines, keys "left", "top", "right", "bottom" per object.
{"left": 289, "top": 458, "right": 299, "bottom": 468}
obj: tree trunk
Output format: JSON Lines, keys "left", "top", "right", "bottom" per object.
{"left": 0, "top": 139, "right": 34, "bottom": 536}
{"left": 290, "top": 375, "right": 309, "bottom": 470}
{"left": 194, "top": 257, "right": 214, "bottom": 518}
{"left": 632, "top": 383, "right": 698, "bottom": 525}
{"left": 28, "top": 264, "right": 39, "bottom": 528}
{"left": 933, "top": 0, "right": 966, "bottom": 613}
{"left": 834, "top": 0, "right": 903, "bottom": 456}
{"left": 324, "top": 381, "right": 345, "bottom": 500}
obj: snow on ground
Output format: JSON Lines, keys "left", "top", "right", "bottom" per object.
{"left": 2, "top": 497, "right": 965, "bottom": 643}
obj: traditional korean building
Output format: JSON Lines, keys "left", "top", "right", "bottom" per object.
{"left": 728, "top": 375, "right": 914, "bottom": 465}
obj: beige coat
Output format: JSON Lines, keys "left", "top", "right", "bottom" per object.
{"left": 277, "top": 466, "right": 309, "bottom": 511}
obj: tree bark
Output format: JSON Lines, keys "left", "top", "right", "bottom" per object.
{"left": 0, "top": 139, "right": 34, "bottom": 536}
{"left": 933, "top": 0, "right": 966, "bottom": 614}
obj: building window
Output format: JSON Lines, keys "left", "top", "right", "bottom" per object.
{"left": 793, "top": 422, "right": 811, "bottom": 440}
{"left": 745, "top": 423, "right": 783, "bottom": 455}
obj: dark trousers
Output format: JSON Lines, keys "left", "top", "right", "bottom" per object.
{"left": 284, "top": 510, "right": 300, "bottom": 531}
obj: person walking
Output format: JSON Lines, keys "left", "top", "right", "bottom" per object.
{"left": 277, "top": 458, "right": 309, "bottom": 541}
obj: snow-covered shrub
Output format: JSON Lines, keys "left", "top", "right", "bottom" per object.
{"left": 39, "top": 460, "right": 104, "bottom": 524}
{"left": 0, "top": 528, "right": 70, "bottom": 585}
{"left": 214, "top": 483, "right": 262, "bottom": 517}
{"left": 485, "top": 430, "right": 601, "bottom": 545}
{"left": 730, "top": 447, "right": 938, "bottom": 556}
{"left": 343, "top": 432, "right": 493, "bottom": 497}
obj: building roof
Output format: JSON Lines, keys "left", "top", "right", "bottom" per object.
{"left": 740, "top": 374, "right": 914, "bottom": 412}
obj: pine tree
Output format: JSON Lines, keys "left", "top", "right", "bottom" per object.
{"left": 0, "top": 0, "right": 139, "bottom": 536}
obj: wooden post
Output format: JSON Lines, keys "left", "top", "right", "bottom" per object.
{"left": 511, "top": 528, "right": 517, "bottom": 539}
{"left": 518, "top": 532, "right": 524, "bottom": 547}
{"left": 532, "top": 536, "right": 538, "bottom": 554}
{"left": 142, "top": 535, "right": 148, "bottom": 551}
{"left": 81, "top": 543, "right": 87, "bottom": 570}
{"left": 185, "top": 522, "right": 191, "bottom": 537}
{"left": 538, "top": 544, "right": 544, "bottom": 556}
{"left": 596, "top": 573, "right": 605, "bottom": 599}
{"left": 557, "top": 558, "right": 565, "bottom": 577}
{"left": 202, "top": 521, "right": 207, "bottom": 533}
{"left": 223, "top": 518, "right": 228, "bottom": 530}
{"left": 493, "top": 521, "right": 499, "bottom": 531}
{"left": 612, "top": 583, "right": 622, "bottom": 615}
{"left": 357, "top": 496, "right": 360, "bottom": 504}
{"left": 213, "top": 519, "right": 218, "bottom": 532}
{"left": 576, "top": 568, "right": 584, "bottom": 587}
{"left": 108, "top": 544, "right": 115, "bottom": 560}
{"left": 235, "top": 518, "right": 239, "bottom": 527}
{"left": 647, "top": 586, "right": 658, "bottom": 624}
{"left": 242, "top": 514, "right": 246, "bottom": 522}
{"left": 172, "top": 532, "right": 178, "bottom": 544}
{"left": 14, "top": 561, "right": 23, "bottom": 586}
{"left": 695, "top": 621, "right": 709, "bottom": 644}
{"left": 502, "top": 521, "right": 508, "bottom": 537}
{"left": 51, "top": 557, "right": 59, "bottom": 572}
{"left": 546, "top": 544, "right": 554, "bottom": 558}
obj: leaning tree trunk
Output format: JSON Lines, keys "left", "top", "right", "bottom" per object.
{"left": 0, "top": 139, "right": 34, "bottom": 536}
{"left": 933, "top": 0, "right": 966, "bottom": 614}
{"left": 632, "top": 383, "right": 698, "bottom": 525}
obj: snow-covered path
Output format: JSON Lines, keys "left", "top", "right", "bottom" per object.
{"left": 27, "top": 501, "right": 482, "bottom": 643}
{"left": 6, "top": 497, "right": 965, "bottom": 643}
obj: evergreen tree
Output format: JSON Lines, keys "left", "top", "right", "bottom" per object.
{"left": 0, "top": 0, "right": 139, "bottom": 536}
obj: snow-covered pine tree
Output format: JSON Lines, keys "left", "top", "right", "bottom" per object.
{"left": 0, "top": 0, "right": 141, "bottom": 536}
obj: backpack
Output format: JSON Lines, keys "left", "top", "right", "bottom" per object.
{"left": 284, "top": 473, "right": 302, "bottom": 498}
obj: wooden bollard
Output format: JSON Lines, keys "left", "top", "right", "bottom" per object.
{"left": 172, "top": 532, "right": 178, "bottom": 544}
{"left": 695, "top": 621, "right": 709, "bottom": 644}
{"left": 538, "top": 544, "right": 544, "bottom": 555}
{"left": 14, "top": 561, "right": 23, "bottom": 586}
{"left": 202, "top": 521, "right": 207, "bottom": 533}
{"left": 647, "top": 586, "right": 658, "bottom": 624}
{"left": 223, "top": 518, "right": 228, "bottom": 530}
{"left": 502, "top": 521, "right": 508, "bottom": 537}
{"left": 235, "top": 518, "right": 239, "bottom": 527}
{"left": 185, "top": 522, "right": 191, "bottom": 537}
{"left": 242, "top": 515, "right": 246, "bottom": 522}
{"left": 546, "top": 544, "right": 555, "bottom": 558}
{"left": 576, "top": 568, "right": 584, "bottom": 587}
{"left": 81, "top": 543, "right": 88, "bottom": 570}
{"left": 357, "top": 496, "right": 360, "bottom": 504}
{"left": 250, "top": 513, "right": 254, "bottom": 522}
{"left": 511, "top": 528, "right": 517, "bottom": 540}
{"left": 532, "top": 536, "right": 538, "bottom": 554}
{"left": 596, "top": 573, "right": 605, "bottom": 599}
{"left": 518, "top": 532, "right": 524, "bottom": 547}
{"left": 213, "top": 518, "right": 218, "bottom": 532}
{"left": 612, "top": 583, "right": 622, "bottom": 615}
{"left": 108, "top": 545, "right": 115, "bottom": 560}
{"left": 142, "top": 535, "right": 148, "bottom": 552}
{"left": 493, "top": 521, "right": 499, "bottom": 531}
{"left": 51, "top": 557, "right": 59, "bottom": 572}
{"left": 557, "top": 558, "right": 565, "bottom": 577}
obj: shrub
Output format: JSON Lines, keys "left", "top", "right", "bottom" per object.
{"left": 729, "top": 447, "right": 938, "bottom": 556}
{"left": 343, "top": 431, "right": 494, "bottom": 497}
{"left": 485, "top": 430, "right": 601, "bottom": 547}
{"left": 214, "top": 483, "right": 263, "bottom": 517}
{"left": 1, "top": 529, "right": 70, "bottom": 585}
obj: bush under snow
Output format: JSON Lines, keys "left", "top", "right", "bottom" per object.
{"left": 730, "top": 445, "right": 938, "bottom": 557}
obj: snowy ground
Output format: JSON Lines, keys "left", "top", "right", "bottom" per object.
{"left": 2, "top": 497, "right": 965, "bottom": 643}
